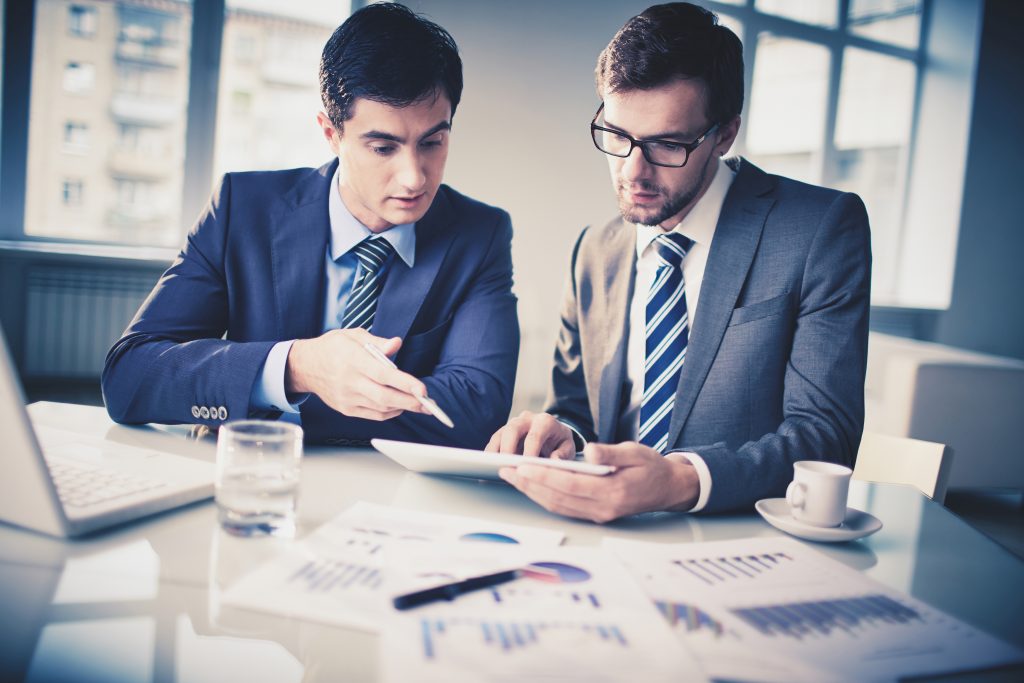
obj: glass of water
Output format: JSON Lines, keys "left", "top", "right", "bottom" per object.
{"left": 215, "top": 420, "right": 303, "bottom": 537}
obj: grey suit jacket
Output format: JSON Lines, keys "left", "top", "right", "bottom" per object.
{"left": 545, "top": 158, "right": 871, "bottom": 513}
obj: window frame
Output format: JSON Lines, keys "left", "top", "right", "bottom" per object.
{"left": 1, "top": 0, "right": 228, "bottom": 248}
{"left": 0, "top": 0, "right": 979, "bottom": 311}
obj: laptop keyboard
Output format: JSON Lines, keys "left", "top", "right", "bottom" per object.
{"left": 47, "top": 459, "right": 168, "bottom": 509}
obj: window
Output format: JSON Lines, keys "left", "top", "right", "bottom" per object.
{"left": 745, "top": 35, "right": 830, "bottom": 184}
{"left": 755, "top": 0, "right": 839, "bottom": 27}
{"left": 848, "top": 0, "right": 922, "bottom": 50}
{"left": 62, "top": 61, "right": 95, "bottom": 93}
{"left": 25, "top": 0, "right": 193, "bottom": 247}
{"left": 231, "top": 90, "right": 252, "bottom": 116}
{"left": 62, "top": 180, "right": 84, "bottom": 207}
{"left": 213, "top": 2, "right": 345, "bottom": 176}
{"left": 19, "top": 0, "right": 349, "bottom": 249}
{"left": 62, "top": 122, "right": 90, "bottom": 153}
{"left": 5, "top": 0, "right": 981, "bottom": 311}
{"left": 68, "top": 4, "right": 98, "bottom": 38}
{"left": 717, "top": 0, "right": 951, "bottom": 305}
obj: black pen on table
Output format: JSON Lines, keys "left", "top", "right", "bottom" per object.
{"left": 392, "top": 568, "right": 521, "bottom": 610}
{"left": 363, "top": 342, "right": 454, "bottom": 429}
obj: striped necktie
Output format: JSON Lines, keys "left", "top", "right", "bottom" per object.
{"left": 638, "top": 232, "right": 693, "bottom": 453}
{"left": 339, "top": 237, "right": 395, "bottom": 330}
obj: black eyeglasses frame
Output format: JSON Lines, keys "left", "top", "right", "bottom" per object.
{"left": 589, "top": 103, "right": 719, "bottom": 168}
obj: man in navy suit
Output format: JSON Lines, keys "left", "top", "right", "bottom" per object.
{"left": 102, "top": 4, "right": 518, "bottom": 448}
{"left": 488, "top": 3, "right": 871, "bottom": 519}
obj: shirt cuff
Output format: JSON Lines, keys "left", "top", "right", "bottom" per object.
{"left": 666, "top": 451, "right": 712, "bottom": 512}
{"left": 250, "top": 340, "right": 304, "bottom": 414}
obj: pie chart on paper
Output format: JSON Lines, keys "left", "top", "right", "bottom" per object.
{"left": 459, "top": 532, "right": 520, "bottom": 544}
{"left": 521, "top": 561, "right": 592, "bottom": 583}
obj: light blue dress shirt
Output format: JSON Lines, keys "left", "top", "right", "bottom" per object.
{"left": 250, "top": 164, "right": 416, "bottom": 418}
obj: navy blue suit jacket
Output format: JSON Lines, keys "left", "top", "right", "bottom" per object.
{"left": 102, "top": 160, "right": 520, "bottom": 448}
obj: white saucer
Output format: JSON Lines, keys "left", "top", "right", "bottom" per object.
{"left": 755, "top": 498, "right": 882, "bottom": 543}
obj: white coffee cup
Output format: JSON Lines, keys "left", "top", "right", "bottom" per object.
{"left": 785, "top": 461, "right": 852, "bottom": 527}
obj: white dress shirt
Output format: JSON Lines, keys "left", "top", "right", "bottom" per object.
{"left": 622, "top": 156, "right": 736, "bottom": 512}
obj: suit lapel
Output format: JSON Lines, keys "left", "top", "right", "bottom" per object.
{"left": 592, "top": 220, "right": 637, "bottom": 443}
{"left": 666, "top": 159, "right": 776, "bottom": 446}
{"left": 373, "top": 188, "right": 456, "bottom": 341}
{"left": 271, "top": 161, "right": 334, "bottom": 340}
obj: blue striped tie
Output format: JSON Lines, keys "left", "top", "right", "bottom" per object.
{"left": 339, "top": 237, "right": 395, "bottom": 330}
{"left": 638, "top": 233, "right": 693, "bottom": 453}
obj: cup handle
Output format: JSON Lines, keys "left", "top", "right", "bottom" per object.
{"left": 786, "top": 481, "right": 806, "bottom": 511}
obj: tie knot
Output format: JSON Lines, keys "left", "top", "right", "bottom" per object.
{"left": 352, "top": 237, "right": 395, "bottom": 274}
{"left": 653, "top": 233, "right": 693, "bottom": 267}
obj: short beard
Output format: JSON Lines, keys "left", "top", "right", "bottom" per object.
{"left": 616, "top": 158, "right": 712, "bottom": 227}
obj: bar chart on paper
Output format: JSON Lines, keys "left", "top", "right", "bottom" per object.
{"left": 381, "top": 545, "right": 706, "bottom": 683}
{"left": 419, "top": 617, "right": 630, "bottom": 659}
{"left": 605, "top": 536, "right": 1024, "bottom": 682}
{"left": 655, "top": 601, "right": 725, "bottom": 637}
{"left": 386, "top": 613, "right": 700, "bottom": 683}
{"left": 288, "top": 557, "right": 383, "bottom": 593}
{"left": 732, "top": 593, "right": 923, "bottom": 640}
{"left": 671, "top": 552, "right": 794, "bottom": 587}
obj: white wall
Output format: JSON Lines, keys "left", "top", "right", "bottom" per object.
{"left": 406, "top": 0, "right": 660, "bottom": 411}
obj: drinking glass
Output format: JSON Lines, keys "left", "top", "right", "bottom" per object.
{"left": 215, "top": 420, "right": 303, "bottom": 537}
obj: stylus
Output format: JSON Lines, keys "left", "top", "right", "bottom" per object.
{"left": 363, "top": 342, "right": 455, "bottom": 429}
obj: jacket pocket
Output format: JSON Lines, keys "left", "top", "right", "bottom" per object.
{"left": 398, "top": 315, "right": 453, "bottom": 370}
{"left": 728, "top": 291, "right": 792, "bottom": 327}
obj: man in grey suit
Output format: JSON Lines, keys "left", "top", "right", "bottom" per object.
{"left": 486, "top": 2, "right": 871, "bottom": 521}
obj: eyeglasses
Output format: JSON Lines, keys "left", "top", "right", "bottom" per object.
{"left": 590, "top": 103, "right": 719, "bottom": 168}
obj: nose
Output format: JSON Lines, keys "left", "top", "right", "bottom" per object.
{"left": 619, "top": 145, "right": 651, "bottom": 184}
{"left": 395, "top": 149, "right": 427, "bottom": 193}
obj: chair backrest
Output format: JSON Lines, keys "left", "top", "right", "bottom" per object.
{"left": 853, "top": 431, "right": 954, "bottom": 503}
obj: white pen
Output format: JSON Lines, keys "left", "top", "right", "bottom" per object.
{"left": 363, "top": 342, "right": 455, "bottom": 429}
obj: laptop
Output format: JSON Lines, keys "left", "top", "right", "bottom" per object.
{"left": 0, "top": 326, "right": 215, "bottom": 538}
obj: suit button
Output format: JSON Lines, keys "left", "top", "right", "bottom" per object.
{"left": 208, "top": 406, "right": 218, "bottom": 420}
{"left": 191, "top": 406, "right": 201, "bottom": 418}
{"left": 217, "top": 406, "right": 228, "bottom": 420}
{"left": 199, "top": 406, "right": 210, "bottom": 419}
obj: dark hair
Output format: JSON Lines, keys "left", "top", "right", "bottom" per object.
{"left": 320, "top": 3, "right": 463, "bottom": 130}
{"left": 595, "top": 2, "right": 744, "bottom": 125}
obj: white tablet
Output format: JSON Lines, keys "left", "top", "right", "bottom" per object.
{"left": 370, "top": 439, "right": 616, "bottom": 480}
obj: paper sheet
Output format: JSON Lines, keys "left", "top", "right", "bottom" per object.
{"left": 379, "top": 543, "right": 707, "bottom": 683}
{"left": 604, "top": 536, "right": 1024, "bottom": 682}
{"left": 220, "top": 502, "right": 564, "bottom": 631}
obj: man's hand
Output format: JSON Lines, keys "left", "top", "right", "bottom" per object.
{"left": 498, "top": 442, "right": 700, "bottom": 523}
{"left": 484, "top": 411, "right": 576, "bottom": 460}
{"left": 285, "top": 328, "right": 429, "bottom": 421}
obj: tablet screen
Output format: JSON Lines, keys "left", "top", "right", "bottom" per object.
{"left": 371, "top": 439, "right": 615, "bottom": 480}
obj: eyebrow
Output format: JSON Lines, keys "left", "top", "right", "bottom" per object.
{"left": 360, "top": 121, "right": 452, "bottom": 144}
{"left": 602, "top": 118, "right": 695, "bottom": 141}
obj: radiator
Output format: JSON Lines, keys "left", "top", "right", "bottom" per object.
{"left": 24, "top": 266, "right": 156, "bottom": 377}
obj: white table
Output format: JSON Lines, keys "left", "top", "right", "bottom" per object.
{"left": 1, "top": 402, "right": 1022, "bottom": 682}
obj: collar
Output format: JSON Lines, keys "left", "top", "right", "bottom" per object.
{"left": 328, "top": 163, "right": 416, "bottom": 267}
{"left": 635, "top": 156, "right": 737, "bottom": 259}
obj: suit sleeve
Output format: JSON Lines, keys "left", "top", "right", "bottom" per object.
{"left": 542, "top": 229, "right": 599, "bottom": 443}
{"left": 299, "top": 210, "right": 520, "bottom": 449}
{"left": 401, "top": 211, "right": 520, "bottom": 447}
{"left": 101, "top": 174, "right": 275, "bottom": 426}
{"left": 687, "top": 193, "right": 872, "bottom": 513}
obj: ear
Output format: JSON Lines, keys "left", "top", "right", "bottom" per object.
{"left": 713, "top": 115, "right": 741, "bottom": 157}
{"left": 316, "top": 111, "right": 342, "bottom": 156}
